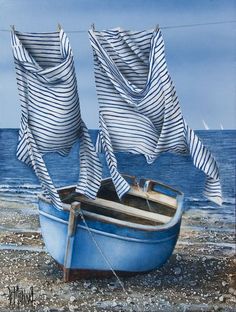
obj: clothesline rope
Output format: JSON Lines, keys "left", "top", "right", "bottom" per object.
{"left": 0, "top": 20, "right": 235, "bottom": 33}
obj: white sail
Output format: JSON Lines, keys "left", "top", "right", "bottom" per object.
{"left": 11, "top": 29, "right": 102, "bottom": 209}
{"left": 89, "top": 28, "right": 222, "bottom": 205}
{"left": 220, "top": 124, "right": 224, "bottom": 130}
{"left": 202, "top": 119, "right": 210, "bottom": 130}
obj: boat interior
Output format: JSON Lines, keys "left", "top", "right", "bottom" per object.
{"left": 58, "top": 177, "right": 180, "bottom": 226}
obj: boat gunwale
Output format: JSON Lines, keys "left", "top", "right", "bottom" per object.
{"left": 38, "top": 177, "right": 184, "bottom": 231}
{"left": 38, "top": 209, "right": 181, "bottom": 243}
{"left": 56, "top": 177, "right": 184, "bottom": 196}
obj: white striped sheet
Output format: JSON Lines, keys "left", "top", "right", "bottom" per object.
{"left": 100, "top": 40, "right": 151, "bottom": 57}
{"left": 89, "top": 27, "right": 222, "bottom": 205}
{"left": 12, "top": 29, "right": 102, "bottom": 209}
{"left": 21, "top": 73, "right": 78, "bottom": 94}
{"left": 99, "top": 114, "right": 130, "bottom": 198}
{"left": 98, "top": 37, "right": 151, "bottom": 57}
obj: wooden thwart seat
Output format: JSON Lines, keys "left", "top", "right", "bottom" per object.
{"left": 128, "top": 187, "right": 177, "bottom": 209}
{"left": 101, "top": 183, "right": 177, "bottom": 210}
{"left": 75, "top": 196, "right": 172, "bottom": 224}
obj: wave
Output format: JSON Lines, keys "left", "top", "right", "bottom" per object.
{"left": 0, "top": 195, "right": 37, "bottom": 202}
{"left": 0, "top": 183, "right": 40, "bottom": 190}
{"left": 185, "top": 197, "right": 235, "bottom": 205}
{"left": 1, "top": 185, "right": 235, "bottom": 204}
{"left": 0, "top": 184, "right": 41, "bottom": 197}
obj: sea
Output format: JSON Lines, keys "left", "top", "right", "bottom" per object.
{"left": 0, "top": 129, "right": 235, "bottom": 232}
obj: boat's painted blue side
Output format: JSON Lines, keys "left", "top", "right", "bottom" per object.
{"left": 38, "top": 191, "right": 184, "bottom": 273}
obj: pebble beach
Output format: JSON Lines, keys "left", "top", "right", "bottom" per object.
{"left": 0, "top": 201, "right": 235, "bottom": 312}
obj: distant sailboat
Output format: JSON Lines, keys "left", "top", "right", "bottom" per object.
{"left": 202, "top": 119, "right": 210, "bottom": 130}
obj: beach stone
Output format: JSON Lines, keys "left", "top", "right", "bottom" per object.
{"left": 174, "top": 267, "right": 182, "bottom": 275}
{"left": 83, "top": 281, "right": 91, "bottom": 288}
{"left": 108, "top": 281, "right": 120, "bottom": 290}
{"left": 91, "top": 286, "right": 97, "bottom": 293}
{"left": 219, "top": 295, "right": 225, "bottom": 302}
{"left": 229, "top": 287, "right": 236, "bottom": 296}
{"left": 189, "top": 281, "right": 197, "bottom": 286}
{"left": 68, "top": 305, "right": 75, "bottom": 312}
{"left": 96, "top": 300, "right": 114, "bottom": 309}
{"left": 112, "top": 300, "right": 117, "bottom": 307}
{"left": 70, "top": 296, "right": 76, "bottom": 302}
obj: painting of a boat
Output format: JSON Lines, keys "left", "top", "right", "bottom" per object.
{"left": 10, "top": 25, "right": 222, "bottom": 282}
{"left": 38, "top": 175, "right": 184, "bottom": 281}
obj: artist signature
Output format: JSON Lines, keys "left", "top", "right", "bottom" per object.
{"left": 7, "top": 285, "right": 34, "bottom": 308}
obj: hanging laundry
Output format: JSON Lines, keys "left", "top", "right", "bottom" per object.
{"left": 89, "top": 27, "right": 222, "bottom": 205}
{"left": 11, "top": 28, "right": 102, "bottom": 209}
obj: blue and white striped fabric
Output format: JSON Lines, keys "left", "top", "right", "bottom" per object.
{"left": 11, "top": 29, "right": 102, "bottom": 209}
{"left": 89, "top": 27, "right": 222, "bottom": 205}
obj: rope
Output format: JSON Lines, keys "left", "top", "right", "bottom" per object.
{"left": 78, "top": 210, "right": 129, "bottom": 296}
{"left": 79, "top": 210, "right": 144, "bottom": 310}
{"left": 135, "top": 181, "right": 155, "bottom": 213}
{"left": 161, "top": 20, "right": 236, "bottom": 29}
{"left": 0, "top": 20, "right": 235, "bottom": 33}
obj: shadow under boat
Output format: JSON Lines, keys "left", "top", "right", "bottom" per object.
{"left": 38, "top": 175, "right": 184, "bottom": 282}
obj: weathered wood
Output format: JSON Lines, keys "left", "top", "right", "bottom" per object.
{"left": 75, "top": 196, "right": 172, "bottom": 224}
{"left": 64, "top": 202, "right": 81, "bottom": 282}
{"left": 63, "top": 267, "right": 71, "bottom": 283}
{"left": 100, "top": 183, "right": 177, "bottom": 209}
{"left": 129, "top": 187, "right": 177, "bottom": 209}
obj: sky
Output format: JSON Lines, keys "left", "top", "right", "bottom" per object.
{"left": 0, "top": 0, "right": 235, "bottom": 129}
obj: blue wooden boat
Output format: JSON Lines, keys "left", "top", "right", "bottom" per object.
{"left": 38, "top": 175, "right": 184, "bottom": 281}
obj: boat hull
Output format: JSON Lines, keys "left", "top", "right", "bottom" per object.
{"left": 38, "top": 181, "right": 184, "bottom": 279}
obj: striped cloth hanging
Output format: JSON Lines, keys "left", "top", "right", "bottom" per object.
{"left": 89, "top": 27, "right": 222, "bottom": 205}
{"left": 11, "top": 28, "right": 102, "bottom": 209}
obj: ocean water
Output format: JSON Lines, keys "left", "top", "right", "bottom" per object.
{"left": 0, "top": 129, "right": 235, "bottom": 224}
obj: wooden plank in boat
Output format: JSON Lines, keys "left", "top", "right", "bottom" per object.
{"left": 75, "top": 196, "right": 172, "bottom": 224}
{"left": 129, "top": 187, "right": 177, "bottom": 209}
{"left": 101, "top": 183, "right": 177, "bottom": 209}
